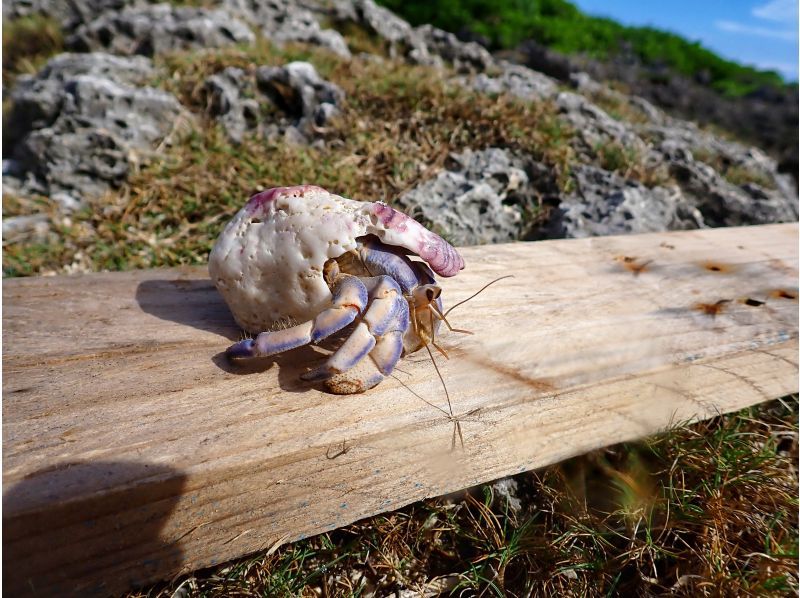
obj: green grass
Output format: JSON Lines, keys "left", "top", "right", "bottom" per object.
{"left": 128, "top": 396, "right": 798, "bottom": 597}
{"left": 594, "top": 141, "right": 670, "bottom": 188}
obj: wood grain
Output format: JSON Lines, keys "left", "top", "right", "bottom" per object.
{"left": 3, "top": 223, "right": 798, "bottom": 596}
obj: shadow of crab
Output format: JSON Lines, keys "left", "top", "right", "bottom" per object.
{"left": 135, "top": 278, "right": 241, "bottom": 341}
{"left": 211, "top": 328, "right": 355, "bottom": 394}
{"left": 136, "top": 277, "right": 354, "bottom": 394}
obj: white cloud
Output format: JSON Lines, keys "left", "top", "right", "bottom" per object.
{"left": 715, "top": 19, "right": 797, "bottom": 41}
{"left": 752, "top": 0, "right": 799, "bottom": 22}
{"left": 752, "top": 60, "right": 798, "bottom": 77}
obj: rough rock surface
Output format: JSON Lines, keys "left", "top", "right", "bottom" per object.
{"left": 220, "top": 0, "right": 351, "bottom": 58}
{"left": 3, "top": 0, "right": 132, "bottom": 28}
{"left": 256, "top": 62, "right": 344, "bottom": 143}
{"left": 415, "top": 24, "right": 493, "bottom": 73}
{"left": 4, "top": 0, "right": 797, "bottom": 241}
{"left": 5, "top": 52, "right": 156, "bottom": 147}
{"left": 397, "top": 148, "right": 536, "bottom": 246}
{"left": 669, "top": 156, "right": 798, "bottom": 227}
{"left": 2, "top": 214, "right": 51, "bottom": 243}
{"left": 491, "top": 478, "right": 522, "bottom": 514}
{"left": 468, "top": 62, "right": 557, "bottom": 102}
{"left": 67, "top": 3, "right": 255, "bottom": 56}
{"left": 202, "top": 67, "right": 260, "bottom": 145}
{"left": 548, "top": 165, "right": 704, "bottom": 238}
{"left": 199, "top": 61, "right": 345, "bottom": 144}
{"left": 331, "top": 0, "right": 438, "bottom": 66}
{"left": 647, "top": 122, "right": 795, "bottom": 199}
{"left": 257, "top": 62, "right": 344, "bottom": 123}
{"left": 556, "top": 91, "right": 647, "bottom": 154}
{"left": 4, "top": 52, "right": 186, "bottom": 206}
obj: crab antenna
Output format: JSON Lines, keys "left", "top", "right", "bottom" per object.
{"left": 390, "top": 374, "right": 451, "bottom": 417}
{"left": 424, "top": 342, "right": 455, "bottom": 426}
{"left": 433, "top": 342, "right": 450, "bottom": 359}
{"left": 443, "top": 275, "right": 515, "bottom": 318}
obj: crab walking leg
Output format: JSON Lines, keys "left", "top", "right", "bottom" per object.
{"left": 361, "top": 276, "right": 410, "bottom": 375}
{"left": 368, "top": 331, "right": 405, "bottom": 375}
{"left": 357, "top": 237, "right": 434, "bottom": 293}
{"left": 300, "top": 322, "right": 376, "bottom": 381}
{"left": 323, "top": 311, "right": 409, "bottom": 393}
{"left": 301, "top": 276, "right": 410, "bottom": 382}
{"left": 311, "top": 326, "right": 409, "bottom": 394}
{"left": 226, "top": 273, "right": 368, "bottom": 359}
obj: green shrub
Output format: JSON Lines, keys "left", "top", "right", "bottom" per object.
{"left": 376, "top": 0, "right": 790, "bottom": 97}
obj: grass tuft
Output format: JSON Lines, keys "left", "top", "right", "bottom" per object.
{"left": 2, "top": 14, "right": 64, "bottom": 88}
{"left": 595, "top": 141, "right": 671, "bottom": 188}
{"left": 692, "top": 147, "right": 778, "bottom": 190}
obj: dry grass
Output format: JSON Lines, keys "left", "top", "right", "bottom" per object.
{"left": 692, "top": 147, "right": 777, "bottom": 190}
{"left": 586, "top": 89, "right": 652, "bottom": 127}
{"left": 2, "top": 13, "right": 63, "bottom": 89}
{"left": 127, "top": 396, "right": 798, "bottom": 597}
{"left": 594, "top": 140, "right": 671, "bottom": 188}
{"left": 3, "top": 40, "right": 574, "bottom": 276}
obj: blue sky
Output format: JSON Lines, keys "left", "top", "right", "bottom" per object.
{"left": 572, "top": 0, "right": 799, "bottom": 80}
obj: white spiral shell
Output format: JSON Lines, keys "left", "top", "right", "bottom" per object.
{"left": 209, "top": 185, "right": 463, "bottom": 333}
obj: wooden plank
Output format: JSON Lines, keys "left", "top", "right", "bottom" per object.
{"left": 3, "top": 223, "right": 798, "bottom": 596}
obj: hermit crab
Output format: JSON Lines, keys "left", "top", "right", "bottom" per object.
{"left": 209, "top": 185, "right": 465, "bottom": 394}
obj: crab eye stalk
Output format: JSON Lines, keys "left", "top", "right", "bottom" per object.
{"left": 412, "top": 284, "right": 441, "bottom": 308}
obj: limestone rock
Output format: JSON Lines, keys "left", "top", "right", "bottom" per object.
{"left": 199, "top": 61, "right": 345, "bottom": 144}
{"left": 221, "top": 0, "right": 351, "bottom": 58}
{"left": 670, "top": 159, "right": 797, "bottom": 227}
{"left": 556, "top": 91, "right": 646, "bottom": 153}
{"left": 331, "top": 0, "right": 438, "bottom": 66}
{"left": 67, "top": 3, "right": 255, "bottom": 56}
{"left": 202, "top": 67, "right": 260, "bottom": 144}
{"left": 547, "top": 165, "right": 704, "bottom": 238}
{"left": 397, "top": 148, "right": 536, "bottom": 246}
{"left": 3, "top": 0, "right": 134, "bottom": 29}
{"left": 468, "top": 62, "right": 557, "bottom": 101}
{"left": 415, "top": 24, "right": 494, "bottom": 73}
{"left": 5, "top": 52, "right": 186, "bottom": 206}
{"left": 257, "top": 61, "right": 344, "bottom": 137}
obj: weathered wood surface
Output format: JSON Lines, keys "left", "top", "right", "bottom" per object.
{"left": 3, "top": 223, "right": 798, "bottom": 596}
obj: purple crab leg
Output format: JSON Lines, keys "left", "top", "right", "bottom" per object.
{"left": 357, "top": 238, "right": 418, "bottom": 292}
{"left": 361, "top": 276, "right": 409, "bottom": 376}
{"left": 300, "top": 322, "right": 376, "bottom": 381}
{"left": 369, "top": 331, "right": 405, "bottom": 376}
{"left": 357, "top": 237, "right": 435, "bottom": 293}
{"left": 301, "top": 276, "right": 410, "bottom": 381}
{"left": 226, "top": 273, "right": 368, "bottom": 360}
{"left": 361, "top": 276, "right": 410, "bottom": 335}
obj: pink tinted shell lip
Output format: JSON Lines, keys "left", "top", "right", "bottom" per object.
{"left": 372, "top": 201, "right": 408, "bottom": 232}
{"left": 246, "top": 185, "right": 327, "bottom": 214}
{"left": 371, "top": 202, "right": 464, "bottom": 277}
